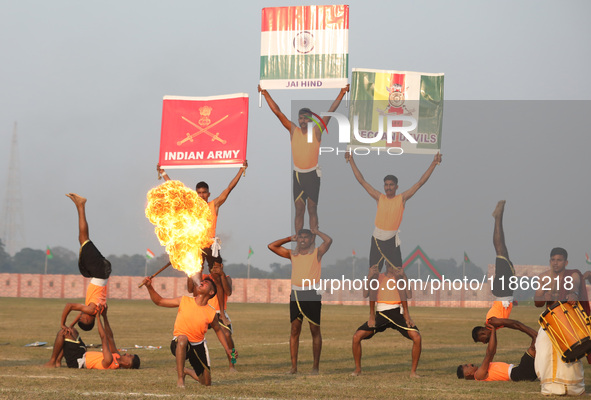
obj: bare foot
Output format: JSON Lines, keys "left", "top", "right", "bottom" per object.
{"left": 492, "top": 200, "right": 505, "bottom": 219}
{"left": 368, "top": 314, "right": 376, "bottom": 328}
{"left": 287, "top": 367, "right": 297, "bottom": 374}
{"left": 351, "top": 369, "right": 361, "bottom": 376}
{"left": 310, "top": 368, "right": 319, "bottom": 375}
{"left": 183, "top": 367, "right": 199, "bottom": 382}
{"left": 410, "top": 372, "right": 422, "bottom": 378}
{"left": 228, "top": 365, "right": 237, "bottom": 373}
{"left": 66, "top": 193, "right": 87, "bottom": 207}
{"left": 42, "top": 361, "right": 58, "bottom": 368}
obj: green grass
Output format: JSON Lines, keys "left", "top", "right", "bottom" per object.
{"left": 0, "top": 298, "right": 586, "bottom": 399}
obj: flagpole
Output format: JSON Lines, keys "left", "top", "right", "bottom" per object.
{"left": 417, "top": 258, "right": 421, "bottom": 281}
{"left": 44, "top": 254, "right": 48, "bottom": 275}
{"left": 462, "top": 259, "right": 465, "bottom": 277}
{"left": 247, "top": 260, "right": 250, "bottom": 280}
{"left": 352, "top": 256, "right": 356, "bottom": 279}
{"left": 145, "top": 258, "right": 148, "bottom": 277}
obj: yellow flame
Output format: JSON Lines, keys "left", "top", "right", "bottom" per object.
{"left": 145, "top": 180, "right": 213, "bottom": 277}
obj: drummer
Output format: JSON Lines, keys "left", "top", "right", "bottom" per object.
{"left": 533, "top": 247, "right": 588, "bottom": 396}
{"left": 471, "top": 201, "right": 536, "bottom": 344}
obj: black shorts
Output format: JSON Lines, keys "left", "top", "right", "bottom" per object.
{"left": 369, "top": 235, "right": 402, "bottom": 272}
{"left": 170, "top": 339, "right": 210, "bottom": 376}
{"left": 63, "top": 337, "right": 87, "bottom": 368}
{"left": 290, "top": 290, "right": 321, "bottom": 325}
{"left": 357, "top": 307, "right": 419, "bottom": 340}
{"left": 491, "top": 256, "right": 515, "bottom": 297}
{"left": 78, "top": 241, "right": 111, "bottom": 279}
{"left": 293, "top": 170, "right": 320, "bottom": 204}
{"left": 509, "top": 351, "right": 537, "bottom": 381}
{"left": 201, "top": 246, "right": 222, "bottom": 270}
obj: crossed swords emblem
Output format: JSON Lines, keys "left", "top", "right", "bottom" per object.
{"left": 177, "top": 115, "right": 228, "bottom": 146}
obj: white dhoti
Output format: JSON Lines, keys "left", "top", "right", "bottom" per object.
{"left": 535, "top": 327, "right": 585, "bottom": 396}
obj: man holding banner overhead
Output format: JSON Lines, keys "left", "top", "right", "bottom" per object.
{"left": 259, "top": 85, "right": 348, "bottom": 234}
{"left": 344, "top": 151, "right": 441, "bottom": 328}
{"left": 157, "top": 93, "right": 249, "bottom": 327}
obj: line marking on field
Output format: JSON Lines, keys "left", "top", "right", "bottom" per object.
{"left": 0, "top": 374, "right": 70, "bottom": 379}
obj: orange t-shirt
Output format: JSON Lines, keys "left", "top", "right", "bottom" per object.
{"left": 291, "top": 127, "right": 320, "bottom": 170}
{"left": 85, "top": 283, "right": 107, "bottom": 314}
{"left": 291, "top": 248, "right": 321, "bottom": 288}
{"left": 476, "top": 362, "right": 511, "bottom": 381}
{"left": 173, "top": 296, "right": 217, "bottom": 343}
{"left": 485, "top": 301, "right": 513, "bottom": 328}
{"left": 377, "top": 274, "right": 402, "bottom": 304}
{"left": 85, "top": 352, "right": 120, "bottom": 370}
{"left": 374, "top": 194, "right": 404, "bottom": 231}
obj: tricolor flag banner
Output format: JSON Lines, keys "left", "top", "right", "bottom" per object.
{"left": 159, "top": 94, "right": 248, "bottom": 169}
{"left": 46, "top": 246, "right": 53, "bottom": 260}
{"left": 248, "top": 246, "right": 254, "bottom": 259}
{"left": 464, "top": 252, "right": 470, "bottom": 264}
{"left": 586, "top": 253, "right": 591, "bottom": 265}
{"left": 146, "top": 248, "right": 155, "bottom": 259}
{"left": 349, "top": 68, "right": 444, "bottom": 154}
{"left": 260, "top": 5, "right": 349, "bottom": 90}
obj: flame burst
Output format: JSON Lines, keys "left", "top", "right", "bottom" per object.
{"left": 145, "top": 180, "right": 213, "bottom": 277}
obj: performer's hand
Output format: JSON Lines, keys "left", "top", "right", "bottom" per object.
{"left": 485, "top": 322, "right": 495, "bottom": 331}
{"left": 101, "top": 304, "right": 108, "bottom": 316}
{"left": 344, "top": 151, "right": 352, "bottom": 163}
{"left": 433, "top": 152, "right": 442, "bottom": 165}
{"left": 242, "top": 160, "right": 248, "bottom": 170}
{"left": 142, "top": 277, "right": 153, "bottom": 288}
{"left": 257, "top": 85, "right": 267, "bottom": 95}
{"left": 405, "top": 317, "right": 415, "bottom": 328}
{"left": 342, "top": 84, "right": 350, "bottom": 93}
{"left": 368, "top": 264, "right": 379, "bottom": 279}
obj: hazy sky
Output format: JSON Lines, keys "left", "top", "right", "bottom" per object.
{"left": 1, "top": 0, "right": 590, "bottom": 273}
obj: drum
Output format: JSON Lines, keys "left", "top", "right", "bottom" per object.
{"left": 539, "top": 301, "right": 591, "bottom": 363}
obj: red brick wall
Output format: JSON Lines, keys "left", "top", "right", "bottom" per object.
{"left": 0, "top": 273, "right": 530, "bottom": 308}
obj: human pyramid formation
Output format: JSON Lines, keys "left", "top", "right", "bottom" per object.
{"left": 42, "top": 90, "right": 590, "bottom": 396}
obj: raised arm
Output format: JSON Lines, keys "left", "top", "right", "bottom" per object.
{"left": 101, "top": 306, "right": 119, "bottom": 356}
{"left": 400, "top": 152, "right": 442, "bottom": 204}
{"left": 344, "top": 152, "right": 381, "bottom": 201}
{"left": 212, "top": 160, "right": 248, "bottom": 208}
{"left": 268, "top": 236, "right": 293, "bottom": 260}
{"left": 60, "top": 303, "right": 96, "bottom": 330}
{"left": 96, "top": 313, "right": 114, "bottom": 369}
{"left": 322, "top": 85, "right": 349, "bottom": 126}
{"left": 211, "top": 263, "right": 232, "bottom": 296}
{"left": 363, "top": 265, "right": 379, "bottom": 298}
{"left": 142, "top": 277, "right": 182, "bottom": 308}
{"left": 258, "top": 85, "right": 294, "bottom": 131}
{"left": 474, "top": 323, "right": 497, "bottom": 381}
{"left": 310, "top": 228, "right": 332, "bottom": 260}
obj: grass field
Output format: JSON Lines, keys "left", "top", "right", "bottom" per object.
{"left": 0, "top": 297, "right": 587, "bottom": 399}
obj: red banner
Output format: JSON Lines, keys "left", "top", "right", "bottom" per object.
{"left": 159, "top": 94, "right": 248, "bottom": 168}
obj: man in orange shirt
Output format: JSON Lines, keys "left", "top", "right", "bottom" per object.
{"left": 142, "top": 275, "right": 233, "bottom": 387}
{"left": 345, "top": 152, "right": 442, "bottom": 327}
{"left": 59, "top": 193, "right": 111, "bottom": 333}
{"left": 259, "top": 84, "right": 349, "bottom": 234}
{"left": 352, "top": 264, "right": 421, "bottom": 378}
{"left": 188, "top": 261, "right": 236, "bottom": 371}
{"left": 268, "top": 228, "right": 332, "bottom": 375}
{"left": 471, "top": 201, "right": 536, "bottom": 343}
{"left": 457, "top": 322, "right": 537, "bottom": 382}
{"left": 44, "top": 306, "right": 139, "bottom": 370}
{"left": 157, "top": 161, "right": 247, "bottom": 325}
